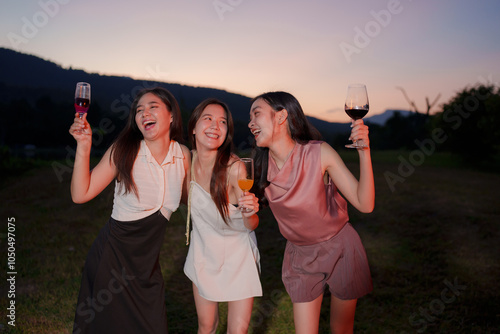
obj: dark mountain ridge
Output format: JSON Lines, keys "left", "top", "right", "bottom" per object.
{"left": 0, "top": 47, "right": 252, "bottom": 118}
{"left": 0, "top": 47, "right": 355, "bottom": 150}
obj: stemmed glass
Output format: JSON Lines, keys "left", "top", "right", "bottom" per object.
{"left": 75, "top": 82, "right": 91, "bottom": 118}
{"left": 344, "top": 83, "right": 369, "bottom": 148}
{"left": 238, "top": 158, "right": 254, "bottom": 213}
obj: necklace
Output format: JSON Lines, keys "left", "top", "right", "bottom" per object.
{"left": 271, "top": 142, "right": 296, "bottom": 170}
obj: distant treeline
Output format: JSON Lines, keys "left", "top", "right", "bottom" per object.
{"left": 1, "top": 47, "right": 499, "bottom": 164}
{"left": 1, "top": 84, "right": 499, "bottom": 165}
{"left": 354, "top": 84, "right": 499, "bottom": 163}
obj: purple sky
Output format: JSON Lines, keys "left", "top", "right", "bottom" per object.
{"left": 2, "top": 0, "right": 499, "bottom": 122}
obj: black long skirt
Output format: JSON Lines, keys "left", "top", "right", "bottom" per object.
{"left": 73, "top": 211, "right": 168, "bottom": 333}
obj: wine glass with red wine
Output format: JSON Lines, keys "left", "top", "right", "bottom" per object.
{"left": 344, "top": 84, "right": 369, "bottom": 148}
{"left": 75, "top": 82, "right": 91, "bottom": 118}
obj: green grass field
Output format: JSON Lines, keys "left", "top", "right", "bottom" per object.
{"left": 0, "top": 151, "right": 499, "bottom": 333}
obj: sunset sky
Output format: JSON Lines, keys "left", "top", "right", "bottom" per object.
{"left": 1, "top": 0, "right": 499, "bottom": 122}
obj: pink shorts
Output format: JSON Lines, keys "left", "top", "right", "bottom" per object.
{"left": 282, "top": 223, "right": 372, "bottom": 303}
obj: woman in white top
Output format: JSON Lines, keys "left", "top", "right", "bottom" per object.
{"left": 183, "top": 98, "right": 261, "bottom": 334}
{"left": 69, "top": 87, "right": 190, "bottom": 334}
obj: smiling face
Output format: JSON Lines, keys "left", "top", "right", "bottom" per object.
{"left": 193, "top": 103, "right": 228, "bottom": 151}
{"left": 135, "top": 92, "right": 172, "bottom": 142}
{"left": 249, "top": 98, "right": 280, "bottom": 148}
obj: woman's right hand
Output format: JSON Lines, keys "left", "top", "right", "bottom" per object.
{"left": 69, "top": 113, "right": 92, "bottom": 147}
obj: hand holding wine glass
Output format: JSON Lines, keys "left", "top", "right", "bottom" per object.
{"left": 238, "top": 158, "right": 254, "bottom": 213}
{"left": 345, "top": 84, "right": 369, "bottom": 149}
{"left": 75, "top": 82, "right": 91, "bottom": 118}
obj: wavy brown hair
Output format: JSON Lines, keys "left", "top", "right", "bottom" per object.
{"left": 111, "top": 87, "right": 183, "bottom": 196}
{"left": 188, "top": 98, "right": 234, "bottom": 224}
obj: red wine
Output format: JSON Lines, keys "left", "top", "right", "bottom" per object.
{"left": 345, "top": 108, "right": 368, "bottom": 120}
{"left": 75, "top": 98, "right": 90, "bottom": 114}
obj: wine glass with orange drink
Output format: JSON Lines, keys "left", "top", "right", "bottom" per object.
{"left": 237, "top": 158, "right": 254, "bottom": 212}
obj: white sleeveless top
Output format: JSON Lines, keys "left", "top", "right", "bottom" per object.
{"left": 111, "top": 140, "right": 185, "bottom": 221}
{"left": 183, "top": 156, "right": 262, "bottom": 301}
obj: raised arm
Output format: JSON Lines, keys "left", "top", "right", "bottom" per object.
{"left": 321, "top": 120, "right": 375, "bottom": 213}
{"left": 69, "top": 113, "right": 117, "bottom": 204}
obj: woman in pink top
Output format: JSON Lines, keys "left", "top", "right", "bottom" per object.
{"left": 249, "top": 91, "right": 375, "bottom": 334}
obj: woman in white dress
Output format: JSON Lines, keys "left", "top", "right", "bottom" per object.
{"left": 184, "top": 98, "right": 262, "bottom": 334}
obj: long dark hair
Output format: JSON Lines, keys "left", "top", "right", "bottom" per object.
{"left": 251, "top": 91, "right": 321, "bottom": 206}
{"left": 188, "top": 98, "right": 235, "bottom": 224}
{"left": 111, "top": 87, "right": 183, "bottom": 195}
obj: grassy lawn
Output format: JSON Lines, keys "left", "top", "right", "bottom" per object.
{"left": 0, "top": 151, "right": 499, "bottom": 333}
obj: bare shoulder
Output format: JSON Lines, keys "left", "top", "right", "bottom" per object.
{"left": 179, "top": 144, "right": 192, "bottom": 161}
{"left": 320, "top": 141, "right": 336, "bottom": 154}
{"left": 179, "top": 144, "right": 191, "bottom": 173}
{"left": 320, "top": 142, "right": 344, "bottom": 171}
{"left": 179, "top": 143, "right": 191, "bottom": 156}
{"left": 229, "top": 154, "right": 241, "bottom": 165}
{"left": 320, "top": 141, "right": 340, "bottom": 160}
{"left": 228, "top": 154, "right": 243, "bottom": 181}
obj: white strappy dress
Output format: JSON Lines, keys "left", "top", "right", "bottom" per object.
{"left": 183, "top": 179, "right": 262, "bottom": 302}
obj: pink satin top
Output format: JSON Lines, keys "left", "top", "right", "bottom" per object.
{"left": 265, "top": 141, "right": 349, "bottom": 246}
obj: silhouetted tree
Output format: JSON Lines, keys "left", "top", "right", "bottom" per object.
{"left": 396, "top": 86, "right": 441, "bottom": 116}
{"left": 432, "top": 84, "right": 500, "bottom": 162}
